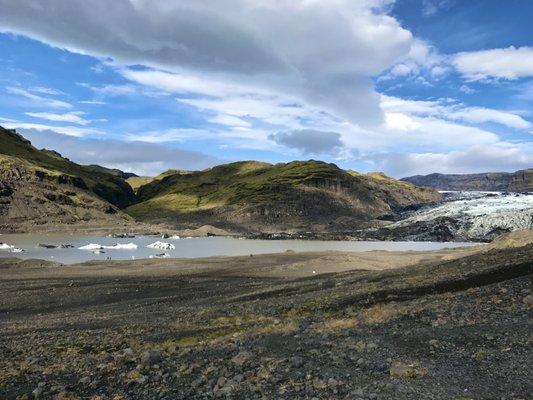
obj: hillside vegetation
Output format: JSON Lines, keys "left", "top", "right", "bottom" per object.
{"left": 0, "top": 127, "right": 136, "bottom": 232}
{"left": 127, "top": 160, "right": 440, "bottom": 231}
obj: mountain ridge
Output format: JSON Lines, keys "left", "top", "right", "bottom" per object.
{"left": 128, "top": 160, "right": 441, "bottom": 232}
{"left": 0, "top": 126, "right": 136, "bottom": 232}
{"left": 401, "top": 169, "right": 533, "bottom": 192}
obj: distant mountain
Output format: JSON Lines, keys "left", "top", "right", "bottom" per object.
{"left": 84, "top": 165, "right": 138, "bottom": 180}
{"left": 126, "top": 169, "right": 192, "bottom": 193}
{"left": 401, "top": 169, "right": 533, "bottom": 192}
{"left": 0, "top": 127, "right": 136, "bottom": 232}
{"left": 127, "top": 160, "right": 441, "bottom": 232}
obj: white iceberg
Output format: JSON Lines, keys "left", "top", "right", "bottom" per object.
{"left": 79, "top": 242, "right": 138, "bottom": 251}
{"left": 79, "top": 243, "right": 104, "bottom": 250}
{"left": 169, "top": 235, "right": 181, "bottom": 240}
{"left": 147, "top": 241, "right": 175, "bottom": 250}
{"left": 104, "top": 242, "right": 138, "bottom": 250}
{"left": 0, "top": 243, "right": 24, "bottom": 253}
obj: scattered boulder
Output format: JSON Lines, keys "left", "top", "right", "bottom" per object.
{"left": 231, "top": 351, "right": 252, "bottom": 367}
{"left": 390, "top": 362, "right": 427, "bottom": 379}
{"left": 141, "top": 349, "right": 163, "bottom": 366}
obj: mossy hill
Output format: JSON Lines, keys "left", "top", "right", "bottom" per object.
{"left": 0, "top": 127, "right": 136, "bottom": 232}
{"left": 127, "top": 160, "right": 440, "bottom": 231}
{"left": 126, "top": 169, "right": 193, "bottom": 193}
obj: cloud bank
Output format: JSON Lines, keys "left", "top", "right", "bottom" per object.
{"left": 16, "top": 128, "right": 220, "bottom": 176}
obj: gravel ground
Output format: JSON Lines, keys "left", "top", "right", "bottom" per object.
{"left": 0, "top": 244, "right": 531, "bottom": 399}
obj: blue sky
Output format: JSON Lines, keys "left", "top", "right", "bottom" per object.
{"left": 0, "top": 0, "right": 531, "bottom": 177}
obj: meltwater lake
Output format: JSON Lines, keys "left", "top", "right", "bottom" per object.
{"left": 0, "top": 233, "right": 480, "bottom": 264}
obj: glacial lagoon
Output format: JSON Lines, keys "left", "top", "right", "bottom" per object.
{"left": 0, "top": 234, "right": 480, "bottom": 264}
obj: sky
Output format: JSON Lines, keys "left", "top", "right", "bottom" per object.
{"left": 0, "top": 0, "right": 531, "bottom": 177}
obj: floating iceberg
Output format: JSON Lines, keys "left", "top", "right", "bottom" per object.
{"left": 104, "top": 243, "right": 138, "bottom": 250}
{"left": 147, "top": 241, "right": 175, "bottom": 250}
{"left": 79, "top": 242, "right": 138, "bottom": 251}
{"left": 79, "top": 243, "right": 104, "bottom": 250}
{"left": 0, "top": 243, "right": 24, "bottom": 253}
{"left": 169, "top": 235, "right": 181, "bottom": 240}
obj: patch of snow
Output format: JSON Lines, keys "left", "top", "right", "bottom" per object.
{"left": 147, "top": 241, "right": 175, "bottom": 250}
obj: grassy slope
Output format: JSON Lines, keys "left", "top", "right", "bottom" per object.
{"left": 127, "top": 160, "right": 439, "bottom": 225}
{"left": 0, "top": 127, "right": 136, "bottom": 208}
{"left": 126, "top": 169, "right": 194, "bottom": 193}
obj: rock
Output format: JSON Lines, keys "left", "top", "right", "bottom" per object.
{"left": 390, "top": 362, "right": 428, "bottom": 379}
{"left": 299, "top": 319, "right": 312, "bottom": 332}
{"left": 38, "top": 244, "right": 58, "bottom": 249}
{"left": 523, "top": 294, "right": 533, "bottom": 307}
{"left": 32, "top": 382, "right": 46, "bottom": 399}
{"left": 141, "top": 349, "right": 163, "bottom": 366}
{"left": 79, "top": 376, "right": 91, "bottom": 385}
{"left": 231, "top": 351, "right": 252, "bottom": 367}
{"left": 290, "top": 356, "right": 304, "bottom": 368}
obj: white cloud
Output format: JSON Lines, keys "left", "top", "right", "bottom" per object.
{"left": 269, "top": 129, "right": 343, "bottom": 155}
{"left": 381, "top": 95, "right": 532, "bottom": 130}
{"left": 2, "top": 121, "right": 102, "bottom": 137}
{"left": 208, "top": 114, "right": 251, "bottom": 128}
{"left": 17, "top": 128, "right": 220, "bottom": 175}
{"left": 381, "top": 39, "right": 448, "bottom": 81}
{"left": 5, "top": 86, "right": 72, "bottom": 109}
{"left": 0, "top": 0, "right": 414, "bottom": 127}
{"left": 79, "top": 100, "right": 106, "bottom": 105}
{"left": 29, "top": 86, "right": 64, "bottom": 95}
{"left": 454, "top": 46, "right": 533, "bottom": 80}
{"left": 371, "top": 142, "right": 533, "bottom": 177}
{"left": 459, "top": 85, "right": 476, "bottom": 94}
{"left": 123, "top": 128, "right": 213, "bottom": 143}
{"left": 25, "top": 111, "right": 90, "bottom": 125}
{"left": 449, "top": 107, "right": 531, "bottom": 130}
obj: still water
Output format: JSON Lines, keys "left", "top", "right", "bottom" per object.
{"left": 0, "top": 233, "right": 479, "bottom": 264}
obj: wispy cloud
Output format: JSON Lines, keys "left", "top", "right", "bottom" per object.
{"left": 6, "top": 86, "right": 72, "bottom": 109}
{"left": 25, "top": 111, "right": 90, "bottom": 125}
{"left": 2, "top": 120, "right": 102, "bottom": 137}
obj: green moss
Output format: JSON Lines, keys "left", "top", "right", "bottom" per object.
{"left": 126, "top": 159, "right": 439, "bottom": 222}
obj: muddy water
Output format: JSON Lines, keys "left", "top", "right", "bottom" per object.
{"left": 0, "top": 233, "right": 479, "bottom": 264}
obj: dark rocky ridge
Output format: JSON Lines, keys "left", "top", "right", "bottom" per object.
{"left": 402, "top": 169, "right": 533, "bottom": 192}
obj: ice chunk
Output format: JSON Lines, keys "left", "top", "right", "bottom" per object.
{"left": 79, "top": 243, "right": 104, "bottom": 250}
{"left": 147, "top": 241, "right": 175, "bottom": 250}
